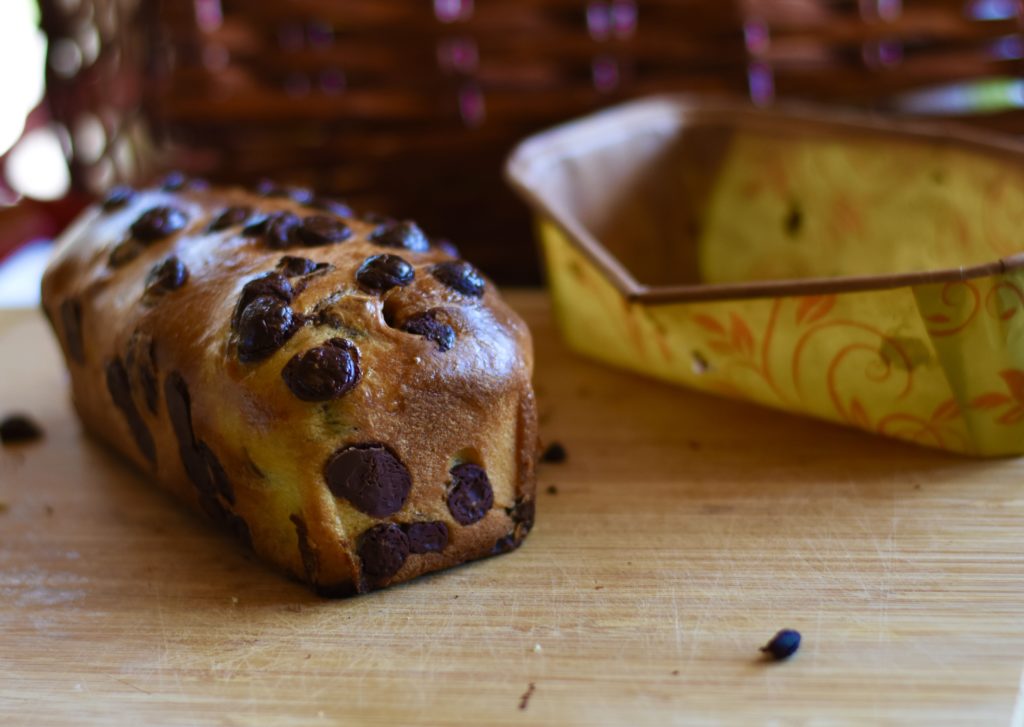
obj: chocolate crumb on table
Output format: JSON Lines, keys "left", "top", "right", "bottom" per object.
{"left": 760, "top": 629, "right": 801, "bottom": 661}
{"left": 0, "top": 414, "right": 44, "bottom": 445}
{"left": 546, "top": 485, "right": 558, "bottom": 495}
{"left": 540, "top": 441, "right": 567, "bottom": 463}
{"left": 518, "top": 682, "right": 536, "bottom": 711}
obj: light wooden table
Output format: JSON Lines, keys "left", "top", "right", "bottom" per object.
{"left": 1, "top": 292, "right": 1023, "bottom": 726}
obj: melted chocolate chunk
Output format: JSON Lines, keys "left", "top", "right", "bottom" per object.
{"left": 144, "top": 256, "right": 189, "bottom": 296}
{"left": 101, "top": 185, "right": 135, "bottom": 211}
{"left": 358, "top": 523, "right": 409, "bottom": 579}
{"left": 255, "top": 180, "right": 312, "bottom": 204}
{"left": 432, "top": 260, "right": 485, "bottom": 298}
{"left": 369, "top": 221, "right": 430, "bottom": 253}
{"left": 125, "top": 331, "right": 159, "bottom": 414}
{"left": 266, "top": 211, "right": 301, "bottom": 249}
{"left": 355, "top": 254, "right": 414, "bottom": 292}
{"left": 296, "top": 215, "right": 352, "bottom": 246}
{"left": 277, "top": 256, "right": 326, "bottom": 277}
{"left": 447, "top": 462, "right": 494, "bottom": 525}
{"left": 401, "top": 310, "right": 455, "bottom": 352}
{"left": 59, "top": 298, "right": 84, "bottom": 364}
{"left": 323, "top": 443, "right": 411, "bottom": 517}
{"left": 208, "top": 205, "right": 252, "bottom": 232}
{"left": 236, "top": 296, "right": 298, "bottom": 362}
{"left": 491, "top": 533, "right": 517, "bottom": 555}
{"left": 282, "top": 338, "right": 361, "bottom": 401}
{"left": 105, "top": 358, "right": 156, "bottom": 464}
{"left": 290, "top": 514, "right": 319, "bottom": 582}
{"left": 405, "top": 521, "right": 449, "bottom": 554}
{"left": 131, "top": 206, "right": 188, "bottom": 243}
{"left": 0, "top": 414, "right": 43, "bottom": 445}
{"left": 232, "top": 273, "right": 294, "bottom": 329}
{"left": 160, "top": 171, "right": 186, "bottom": 191}
{"left": 311, "top": 197, "right": 353, "bottom": 217}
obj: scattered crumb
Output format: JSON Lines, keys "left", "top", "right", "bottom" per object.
{"left": 540, "top": 442, "right": 567, "bottom": 464}
{"left": 594, "top": 586, "right": 604, "bottom": 591}
{"left": 671, "top": 670, "right": 679, "bottom": 676}
{"left": 913, "top": 484, "right": 922, "bottom": 491}
{"left": 546, "top": 485, "right": 558, "bottom": 495}
{"left": 44, "top": 504, "right": 54, "bottom": 516}
{"left": 533, "top": 643, "right": 542, "bottom": 654}
{"left": 518, "top": 682, "right": 536, "bottom": 711}
{"left": 760, "top": 629, "right": 801, "bottom": 661}
{"left": 0, "top": 414, "right": 44, "bottom": 446}
{"left": 305, "top": 654, "right": 311, "bottom": 660}
{"left": 453, "top": 595, "right": 459, "bottom": 599}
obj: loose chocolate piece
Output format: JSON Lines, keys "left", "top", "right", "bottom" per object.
{"left": 208, "top": 205, "right": 252, "bottom": 232}
{"left": 540, "top": 442, "right": 567, "bottom": 463}
{"left": 101, "top": 185, "right": 135, "bottom": 211}
{"left": 355, "top": 254, "right": 414, "bottom": 292}
{"left": 405, "top": 521, "right": 449, "bottom": 554}
{"left": 131, "top": 206, "right": 188, "bottom": 243}
{"left": 447, "top": 462, "right": 494, "bottom": 525}
{"left": 0, "top": 414, "right": 43, "bottom": 445}
{"left": 105, "top": 358, "right": 156, "bottom": 464}
{"left": 401, "top": 310, "right": 455, "bottom": 352}
{"left": 232, "top": 272, "right": 294, "bottom": 329}
{"left": 236, "top": 296, "right": 298, "bottom": 362}
{"left": 432, "top": 260, "right": 485, "bottom": 298}
{"left": 59, "top": 298, "right": 85, "bottom": 364}
{"left": 323, "top": 443, "right": 411, "bottom": 517}
{"left": 266, "top": 211, "right": 301, "bottom": 249}
{"left": 160, "top": 171, "right": 186, "bottom": 191}
{"left": 125, "top": 331, "right": 159, "bottom": 414}
{"left": 144, "top": 256, "right": 189, "bottom": 296}
{"left": 311, "top": 197, "right": 353, "bottom": 217}
{"left": 295, "top": 215, "right": 352, "bottom": 246}
{"left": 369, "top": 221, "right": 430, "bottom": 253}
{"left": 760, "top": 629, "right": 801, "bottom": 660}
{"left": 277, "top": 256, "right": 326, "bottom": 277}
{"left": 282, "top": 338, "right": 361, "bottom": 401}
{"left": 358, "top": 523, "right": 409, "bottom": 579}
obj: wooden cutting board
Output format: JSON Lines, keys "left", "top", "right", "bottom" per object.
{"left": 2, "top": 292, "right": 1023, "bottom": 726}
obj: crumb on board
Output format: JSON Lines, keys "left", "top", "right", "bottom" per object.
{"left": 546, "top": 485, "right": 558, "bottom": 495}
{"left": 518, "top": 682, "right": 536, "bottom": 711}
{"left": 540, "top": 442, "right": 567, "bottom": 464}
{"left": 0, "top": 414, "right": 44, "bottom": 445}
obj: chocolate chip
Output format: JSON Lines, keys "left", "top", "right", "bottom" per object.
{"left": 265, "top": 211, "right": 301, "bottom": 248}
{"left": 290, "top": 514, "right": 319, "bottom": 582}
{"left": 105, "top": 358, "right": 156, "bottom": 464}
{"left": 295, "top": 215, "right": 352, "bottom": 246}
{"left": 208, "top": 205, "right": 252, "bottom": 232}
{"left": 760, "top": 629, "right": 801, "bottom": 660}
{"left": 433, "top": 238, "right": 460, "bottom": 258}
{"left": 369, "top": 221, "right": 430, "bottom": 253}
{"left": 282, "top": 338, "right": 361, "bottom": 401}
{"left": 447, "top": 463, "right": 494, "bottom": 525}
{"left": 255, "top": 180, "right": 312, "bottom": 204}
{"left": 432, "top": 261, "right": 485, "bottom": 297}
{"left": 358, "top": 523, "right": 409, "bottom": 579}
{"left": 401, "top": 310, "right": 455, "bottom": 352}
{"left": 355, "top": 254, "right": 414, "bottom": 292}
{"left": 323, "top": 443, "right": 411, "bottom": 517}
{"left": 125, "top": 331, "right": 159, "bottom": 414}
{"left": 277, "top": 256, "right": 326, "bottom": 277}
{"left": 59, "top": 298, "right": 84, "bottom": 364}
{"left": 101, "top": 185, "right": 135, "bottom": 211}
{"left": 236, "top": 296, "right": 298, "bottom": 362}
{"left": 232, "top": 272, "right": 294, "bottom": 329}
{"left": 287, "top": 187, "right": 314, "bottom": 205}
{"left": 197, "top": 440, "right": 234, "bottom": 504}
{"left": 311, "top": 197, "right": 353, "bottom": 217}
{"left": 405, "top": 521, "right": 449, "bottom": 554}
{"left": 491, "top": 533, "right": 517, "bottom": 555}
{"left": 160, "top": 171, "right": 186, "bottom": 191}
{"left": 540, "top": 442, "right": 567, "bottom": 463}
{"left": 0, "top": 414, "right": 43, "bottom": 445}
{"left": 131, "top": 206, "right": 188, "bottom": 242}
{"left": 144, "top": 256, "right": 189, "bottom": 296}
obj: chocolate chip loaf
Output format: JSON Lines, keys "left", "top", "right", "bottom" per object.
{"left": 41, "top": 175, "right": 537, "bottom": 595}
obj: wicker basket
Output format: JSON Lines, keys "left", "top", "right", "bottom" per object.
{"left": 38, "top": 0, "right": 1024, "bottom": 283}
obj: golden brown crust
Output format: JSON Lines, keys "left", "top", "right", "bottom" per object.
{"left": 40, "top": 180, "right": 537, "bottom": 595}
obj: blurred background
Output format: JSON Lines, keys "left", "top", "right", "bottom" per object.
{"left": 4, "top": 0, "right": 1024, "bottom": 303}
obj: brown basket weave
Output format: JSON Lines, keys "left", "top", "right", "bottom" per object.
{"left": 38, "top": 0, "right": 1024, "bottom": 283}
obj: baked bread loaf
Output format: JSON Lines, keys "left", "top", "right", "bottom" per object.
{"left": 41, "top": 175, "right": 537, "bottom": 595}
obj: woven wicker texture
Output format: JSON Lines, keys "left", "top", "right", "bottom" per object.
{"left": 38, "top": 0, "right": 1024, "bottom": 282}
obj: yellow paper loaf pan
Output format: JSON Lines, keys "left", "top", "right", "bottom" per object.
{"left": 506, "top": 95, "right": 1024, "bottom": 456}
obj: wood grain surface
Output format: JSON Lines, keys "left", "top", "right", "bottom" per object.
{"left": 1, "top": 293, "right": 1023, "bottom": 726}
